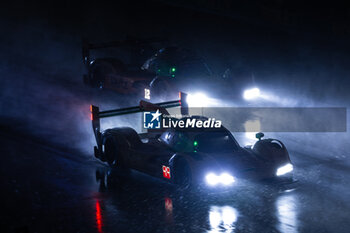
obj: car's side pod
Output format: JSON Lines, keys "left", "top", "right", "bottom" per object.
{"left": 89, "top": 92, "right": 189, "bottom": 159}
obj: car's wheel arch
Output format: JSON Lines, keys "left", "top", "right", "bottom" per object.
{"left": 253, "top": 138, "right": 291, "bottom": 166}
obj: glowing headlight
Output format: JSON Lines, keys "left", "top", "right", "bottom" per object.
{"left": 243, "top": 87, "right": 260, "bottom": 100}
{"left": 205, "top": 172, "right": 235, "bottom": 186}
{"left": 206, "top": 173, "right": 219, "bottom": 186}
{"left": 276, "top": 163, "right": 293, "bottom": 176}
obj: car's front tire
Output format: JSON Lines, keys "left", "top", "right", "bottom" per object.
{"left": 174, "top": 159, "right": 192, "bottom": 190}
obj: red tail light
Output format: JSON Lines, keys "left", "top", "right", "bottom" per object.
{"left": 90, "top": 105, "right": 93, "bottom": 120}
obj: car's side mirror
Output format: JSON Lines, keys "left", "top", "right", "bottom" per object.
{"left": 255, "top": 132, "right": 264, "bottom": 141}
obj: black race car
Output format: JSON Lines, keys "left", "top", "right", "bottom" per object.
{"left": 82, "top": 37, "right": 168, "bottom": 99}
{"left": 82, "top": 38, "right": 249, "bottom": 102}
{"left": 89, "top": 92, "right": 294, "bottom": 189}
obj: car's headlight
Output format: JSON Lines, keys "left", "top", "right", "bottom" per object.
{"left": 276, "top": 163, "right": 293, "bottom": 176}
{"left": 205, "top": 172, "right": 235, "bottom": 186}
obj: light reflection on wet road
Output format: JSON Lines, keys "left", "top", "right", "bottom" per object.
{"left": 92, "top": 165, "right": 302, "bottom": 233}
{"left": 208, "top": 205, "right": 238, "bottom": 233}
{"left": 2, "top": 129, "right": 350, "bottom": 233}
{"left": 276, "top": 194, "right": 298, "bottom": 233}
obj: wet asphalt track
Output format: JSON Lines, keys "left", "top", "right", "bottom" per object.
{"left": 1, "top": 125, "right": 350, "bottom": 233}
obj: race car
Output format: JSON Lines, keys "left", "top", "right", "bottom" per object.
{"left": 82, "top": 38, "right": 231, "bottom": 101}
{"left": 82, "top": 37, "right": 169, "bottom": 98}
{"left": 89, "top": 92, "right": 294, "bottom": 189}
{"left": 82, "top": 37, "right": 264, "bottom": 105}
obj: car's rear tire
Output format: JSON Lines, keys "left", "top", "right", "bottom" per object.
{"left": 104, "top": 136, "right": 128, "bottom": 169}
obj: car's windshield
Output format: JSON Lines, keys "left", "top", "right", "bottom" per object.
{"left": 142, "top": 47, "right": 211, "bottom": 77}
{"left": 161, "top": 127, "right": 240, "bottom": 153}
{"left": 193, "top": 131, "right": 239, "bottom": 153}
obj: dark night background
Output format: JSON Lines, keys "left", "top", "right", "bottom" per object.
{"left": 0, "top": 0, "right": 350, "bottom": 233}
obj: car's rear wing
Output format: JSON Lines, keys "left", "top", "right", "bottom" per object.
{"left": 90, "top": 92, "right": 188, "bottom": 148}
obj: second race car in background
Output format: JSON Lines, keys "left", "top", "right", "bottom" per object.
{"left": 82, "top": 37, "right": 260, "bottom": 104}
{"left": 82, "top": 36, "right": 169, "bottom": 98}
{"left": 82, "top": 36, "right": 215, "bottom": 101}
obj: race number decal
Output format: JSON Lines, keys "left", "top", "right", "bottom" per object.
{"left": 162, "top": 165, "right": 171, "bottom": 179}
{"left": 144, "top": 88, "right": 151, "bottom": 100}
